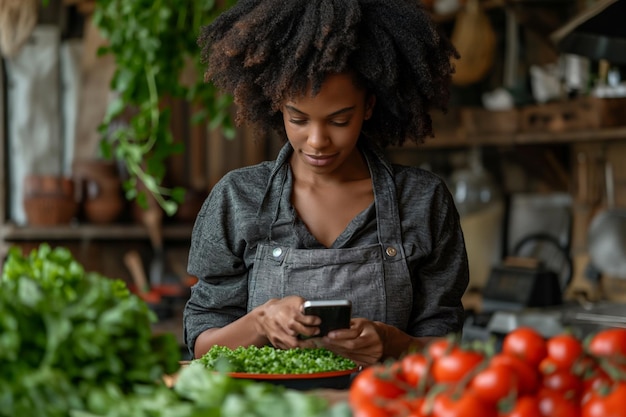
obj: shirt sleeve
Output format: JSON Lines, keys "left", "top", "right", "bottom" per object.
{"left": 402, "top": 173, "right": 469, "bottom": 337}
{"left": 182, "top": 168, "right": 266, "bottom": 355}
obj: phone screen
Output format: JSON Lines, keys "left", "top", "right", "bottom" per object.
{"left": 303, "top": 300, "right": 352, "bottom": 337}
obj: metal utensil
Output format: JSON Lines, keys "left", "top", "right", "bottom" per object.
{"left": 123, "top": 250, "right": 152, "bottom": 297}
{"left": 141, "top": 207, "right": 165, "bottom": 286}
{"left": 123, "top": 249, "right": 173, "bottom": 320}
{"left": 587, "top": 159, "right": 626, "bottom": 278}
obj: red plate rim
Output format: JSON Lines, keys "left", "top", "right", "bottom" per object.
{"left": 225, "top": 367, "right": 359, "bottom": 380}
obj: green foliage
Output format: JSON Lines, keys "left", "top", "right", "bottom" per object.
{"left": 92, "top": 0, "right": 237, "bottom": 216}
{"left": 72, "top": 364, "right": 352, "bottom": 417}
{"left": 0, "top": 244, "right": 181, "bottom": 417}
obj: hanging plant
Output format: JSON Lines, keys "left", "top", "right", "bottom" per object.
{"left": 92, "top": 0, "right": 237, "bottom": 216}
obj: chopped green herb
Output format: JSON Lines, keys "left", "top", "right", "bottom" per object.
{"left": 197, "top": 345, "right": 356, "bottom": 374}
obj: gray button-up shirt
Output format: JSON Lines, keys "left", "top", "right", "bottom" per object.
{"left": 184, "top": 141, "right": 469, "bottom": 353}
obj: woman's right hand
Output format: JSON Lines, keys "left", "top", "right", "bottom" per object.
{"left": 253, "top": 296, "right": 320, "bottom": 349}
{"left": 304, "top": 317, "right": 384, "bottom": 366}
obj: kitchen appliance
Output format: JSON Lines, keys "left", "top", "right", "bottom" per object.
{"left": 463, "top": 193, "right": 574, "bottom": 344}
{"left": 481, "top": 257, "right": 563, "bottom": 313}
{"left": 463, "top": 256, "right": 565, "bottom": 347}
{"left": 504, "top": 193, "right": 574, "bottom": 293}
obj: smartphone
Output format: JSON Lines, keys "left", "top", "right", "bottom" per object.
{"left": 303, "top": 299, "right": 352, "bottom": 337}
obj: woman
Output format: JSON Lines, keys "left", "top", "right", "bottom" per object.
{"left": 184, "top": 0, "right": 468, "bottom": 367}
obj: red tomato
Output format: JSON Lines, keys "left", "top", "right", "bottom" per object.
{"left": 542, "top": 370, "right": 583, "bottom": 398}
{"left": 490, "top": 353, "right": 540, "bottom": 396}
{"left": 537, "top": 388, "right": 581, "bottom": 417}
{"left": 500, "top": 396, "right": 542, "bottom": 417}
{"left": 581, "top": 381, "right": 626, "bottom": 417}
{"left": 432, "top": 389, "right": 498, "bottom": 417}
{"left": 544, "top": 333, "right": 584, "bottom": 372}
{"left": 588, "top": 328, "right": 626, "bottom": 358}
{"left": 502, "top": 327, "right": 548, "bottom": 368}
{"left": 431, "top": 348, "right": 484, "bottom": 384}
{"left": 427, "top": 338, "right": 455, "bottom": 360}
{"left": 469, "top": 363, "right": 518, "bottom": 406}
{"left": 350, "top": 365, "right": 407, "bottom": 410}
{"left": 400, "top": 353, "right": 430, "bottom": 388}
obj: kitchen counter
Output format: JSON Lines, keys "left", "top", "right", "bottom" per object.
{"left": 464, "top": 298, "right": 626, "bottom": 346}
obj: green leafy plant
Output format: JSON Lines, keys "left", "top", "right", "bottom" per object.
{"left": 92, "top": 0, "right": 237, "bottom": 215}
{"left": 0, "top": 244, "right": 181, "bottom": 417}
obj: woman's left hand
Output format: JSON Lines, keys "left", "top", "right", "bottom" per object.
{"left": 298, "top": 318, "right": 384, "bottom": 367}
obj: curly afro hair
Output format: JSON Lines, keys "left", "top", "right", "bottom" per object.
{"left": 199, "top": 0, "right": 458, "bottom": 147}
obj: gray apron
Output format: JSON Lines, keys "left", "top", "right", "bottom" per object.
{"left": 247, "top": 152, "right": 414, "bottom": 330}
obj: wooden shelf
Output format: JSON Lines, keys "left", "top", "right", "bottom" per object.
{"left": 513, "top": 127, "right": 626, "bottom": 144}
{"left": 413, "top": 126, "right": 626, "bottom": 149}
{"left": 1, "top": 223, "right": 193, "bottom": 242}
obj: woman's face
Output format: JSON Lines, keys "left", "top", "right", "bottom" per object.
{"left": 281, "top": 72, "right": 375, "bottom": 178}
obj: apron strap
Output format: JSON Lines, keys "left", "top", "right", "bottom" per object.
{"left": 364, "top": 145, "right": 405, "bottom": 254}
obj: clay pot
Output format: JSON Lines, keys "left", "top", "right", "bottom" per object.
{"left": 22, "top": 175, "right": 78, "bottom": 226}
{"left": 83, "top": 176, "right": 125, "bottom": 224}
{"left": 72, "top": 159, "right": 125, "bottom": 224}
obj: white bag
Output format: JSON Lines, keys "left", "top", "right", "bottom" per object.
{"left": 6, "top": 25, "right": 61, "bottom": 224}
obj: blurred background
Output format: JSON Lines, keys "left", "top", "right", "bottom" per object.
{"left": 1, "top": 0, "right": 626, "bottom": 352}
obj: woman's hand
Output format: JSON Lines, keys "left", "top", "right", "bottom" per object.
{"left": 299, "top": 318, "right": 384, "bottom": 367}
{"left": 253, "top": 296, "right": 321, "bottom": 349}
